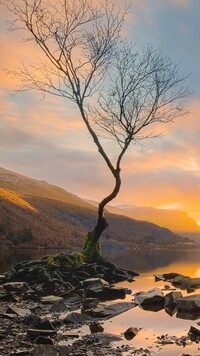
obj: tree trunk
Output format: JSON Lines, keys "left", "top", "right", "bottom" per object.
{"left": 82, "top": 216, "right": 108, "bottom": 262}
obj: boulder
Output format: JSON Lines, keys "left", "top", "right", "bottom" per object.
{"left": 164, "top": 291, "right": 182, "bottom": 307}
{"left": 164, "top": 291, "right": 182, "bottom": 317}
{"left": 87, "top": 301, "right": 136, "bottom": 319}
{"left": 133, "top": 288, "right": 164, "bottom": 311}
{"left": 63, "top": 312, "right": 95, "bottom": 325}
{"left": 50, "top": 293, "right": 81, "bottom": 312}
{"left": 3, "top": 282, "right": 29, "bottom": 293}
{"left": 155, "top": 273, "right": 200, "bottom": 291}
{"left": 188, "top": 326, "right": 200, "bottom": 341}
{"left": 176, "top": 309, "right": 200, "bottom": 320}
{"left": 177, "top": 294, "right": 200, "bottom": 312}
{"left": 80, "top": 278, "right": 109, "bottom": 292}
{"left": 85, "top": 286, "right": 126, "bottom": 300}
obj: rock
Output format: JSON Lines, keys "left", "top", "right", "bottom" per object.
{"left": 162, "top": 272, "right": 187, "bottom": 281}
{"left": 40, "top": 295, "right": 64, "bottom": 303}
{"left": 6, "top": 305, "right": 32, "bottom": 317}
{"left": 35, "top": 336, "right": 54, "bottom": 345}
{"left": 177, "top": 294, "right": 200, "bottom": 312}
{"left": 133, "top": 288, "right": 164, "bottom": 311}
{"left": 31, "top": 345, "right": 60, "bottom": 356}
{"left": 80, "top": 278, "right": 109, "bottom": 292}
{"left": 124, "top": 327, "right": 141, "bottom": 340}
{"left": 172, "top": 276, "right": 200, "bottom": 290}
{"left": 23, "top": 314, "right": 41, "bottom": 326}
{"left": 85, "top": 286, "right": 126, "bottom": 300}
{"left": 63, "top": 312, "right": 95, "bottom": 325}
{"left": 0, "top": 274, "right": 5, "bottom": 282}
{"left": 10, "top": 349, "right": 31, "bottom": 355}
{"left": 3, "top": 282, "right": 29, "bottom": 293}
{"left": 164, "top": 291, "right": 182, "bottom": 307}
{"left": 164, "top": 291, "right": 182, "bottom": 316}
{"left": 2, "top": 313, "right": 17, "bottom": 319}
{"left": 89, "top": 321, "right": 104, "bottom": 333}
{"left": 87, "top": 332, "right": 122, "bottom": 344}
{"left": 50, "top": 293, "right": 81, "bottom": 312}
{"left": 157, "top": 273, "right": 200, "bottom": 291}
{"left": 34, "top": 319, "right": 55, "bottom": 331}
{"left": 176, "top": 309, "right": 200, "bottom": 320}
{"left": 165, "top": 305, "right": 177, "bottom": 317}
{"left": 188, "top": 326, "right": 200, "bottom": 338}
{"left": 27, "top": 328, "right": 56, "bottom": 338}
{"left": 87, "top": 302, "right": 136, "bottom": 319}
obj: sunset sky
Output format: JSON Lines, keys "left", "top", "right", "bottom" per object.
{"left": 1, "top": 0, "right": 200, "bottom": 224}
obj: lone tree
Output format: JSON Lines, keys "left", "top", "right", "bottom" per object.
{"left": 6, "top": 0, "right": 189, "bottom": 262}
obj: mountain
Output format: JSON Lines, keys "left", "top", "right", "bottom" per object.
{"left": 86, "top": 200, "right": 200, "bottom": 235}
{"left": 0, "top": 167, "right": 192, "bottom": 249}
{"left": 109, "top": 205, "right": 200, "bottom": 235}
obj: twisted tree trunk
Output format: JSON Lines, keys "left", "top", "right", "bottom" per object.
{"left": 81, "top": 169, "right": 121, "bottom": 262}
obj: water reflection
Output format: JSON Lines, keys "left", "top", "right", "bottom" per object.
{"left": 1, "top": 248, "right": 200, "bottom": 274}
{"left": 0, "top": 249, "right": 72, "bottom": 273}
{"left": 103, "top": 247, "right": 200, "bottom": 274}
{"left": 1, "top": 248, "right": 200, "bottom": 355}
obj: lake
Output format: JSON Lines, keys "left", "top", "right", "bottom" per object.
{"left": 1, "top": 247, "right": 200, "bottom": 355}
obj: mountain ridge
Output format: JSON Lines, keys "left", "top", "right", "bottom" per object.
{"left": 85, "top": 200, "right": 200, "bottom": 235}
{"left": 0, "top": 167, "right": 195, "bottom": 249}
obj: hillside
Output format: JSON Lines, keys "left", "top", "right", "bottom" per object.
{"left": 0, "top": 167, "right": 192, "bottom": 249}
{"left": 111, "top": 205, "right": 200, "bottom": 234}
{"left": 86, "top": 200, "right": 200, "bottom": 235}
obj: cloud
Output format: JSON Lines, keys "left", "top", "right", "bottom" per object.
{"left": 1, "top": 0, "right": 200, "bottom": 224}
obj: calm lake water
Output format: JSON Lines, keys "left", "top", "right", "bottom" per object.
{"left": 1, "top": 248, "right": 200, "bottom": 355}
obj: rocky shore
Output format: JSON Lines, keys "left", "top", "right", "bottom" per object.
{"left": 1, "top": 254, "right": 200, "bottom": 355}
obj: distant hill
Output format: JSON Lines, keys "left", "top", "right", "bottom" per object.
{"left": 0, "top": 167, "right": 193, "bottom": 249}
{"left": 86, "top": 200, "right": 200, "bottom": 236}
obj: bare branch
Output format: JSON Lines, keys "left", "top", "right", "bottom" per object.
{"left": 5, "top": 0, "right": 189, "bottom": 228}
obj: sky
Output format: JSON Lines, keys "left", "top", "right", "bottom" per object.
{"left": 0, "top": 0, "right": 200, "bottom": 224}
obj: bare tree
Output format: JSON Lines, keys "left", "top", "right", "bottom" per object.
{"left": 5, "top": 0, "right": 189, "bottom": 262}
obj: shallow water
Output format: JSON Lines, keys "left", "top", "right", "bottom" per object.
{"left": 1, "top": 247, "right": 200, "bottom": 355}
